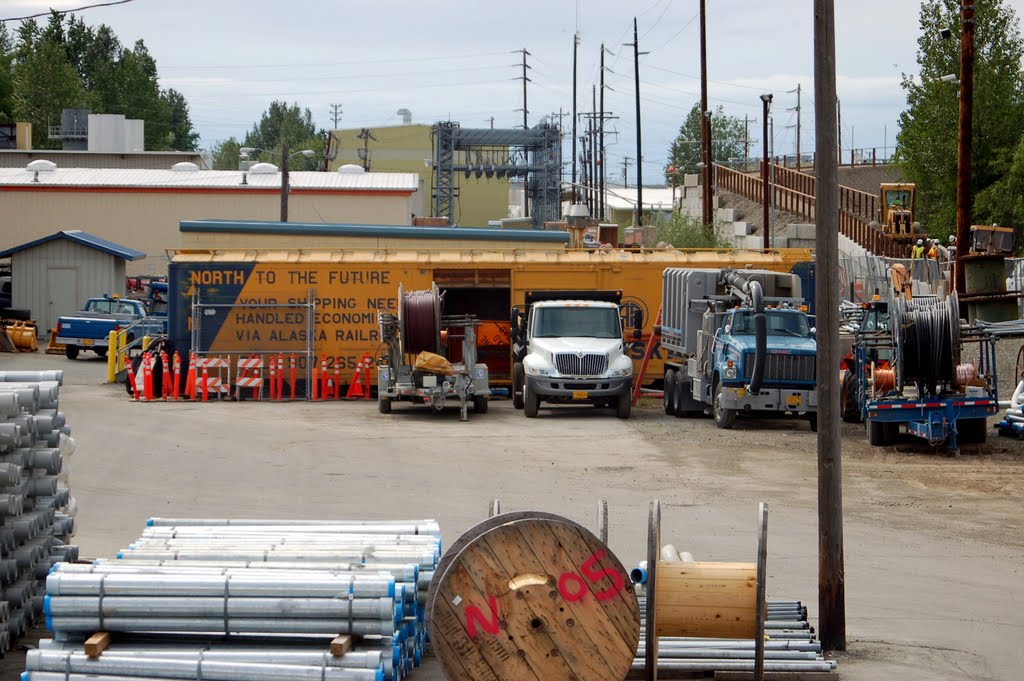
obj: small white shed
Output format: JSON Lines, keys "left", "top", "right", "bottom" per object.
{"left": 0, "top": 230, "right": 145, "bottom": 334}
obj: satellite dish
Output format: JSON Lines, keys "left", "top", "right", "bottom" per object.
{"left": 171, "top": 162, "right": 199, "bottom": 172}
{"left": 26, "top": 159, "right": 57, "bottom": 172}
{"left": 338, "top": 164, "right": 365, "bottom": 174}
{"left": 248, "top": 162, "right": 278, "bottom": 174}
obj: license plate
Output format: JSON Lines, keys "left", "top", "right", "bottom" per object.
{"left": 572, "top": 391, "right": 589, "bottom": 399}
{"left": 81, "top": 339, "right": 93, "bottom": 346}
{"left": 786, "top": 395, "right": 801, "bottom": 407}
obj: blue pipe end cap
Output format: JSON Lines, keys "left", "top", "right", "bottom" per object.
{"left": 388, "top": 581, "right": 394, "bottom": 598}
{"left": 146, "top": 518, "right": 154, "bottom": 526}
{"left": 375, "top": 668, "right": 384, "bottom": 681}
{"left": 414, "top": 646, "right": 422, "bottom": 666}
{"left": 43, "top": 595, "right": 53, "bottom": 630}
{"left": 630, "top": 566, "right": 647, "bottom": 585}
{"left": 116, "top": 552, "right": 123, "bottom": 559}
{"left": 22, "top": 672, "right": 30, "bottom": 681}
{"left": 395, "top": 600, "right": 403, "bottom": 623}
{"left": 412, "top": 564, "right": 419, "bottom": 583}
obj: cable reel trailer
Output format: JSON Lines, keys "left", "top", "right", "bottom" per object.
{"left": 377, "top": 282, "right": 490, "bottom": 420}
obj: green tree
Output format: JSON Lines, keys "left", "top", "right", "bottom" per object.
{"left": 162, "top": 88, "right": 199, "bottom": 151}
{"left": 895, "top": 0, "right": 1024, "bottom": 239}
{"left": 974, "top": 137, "right": 1024, "bottom": 251}
{"left": 241, "top": 101, "right": 324, "bottom": 170}
{"left": 211, "top": 136, "right": 241, "bottom": 170}
{"left": 665, "top": 103, "right": 747, "bottom": 182}
{"left": 654, "top": 212, "right": 731, "bottom": 249}
{"left": 0, "top": 24, "right": 15, "bottom": 121}
{"left": 11, "top": 24, "right": 88, "bottom": 148}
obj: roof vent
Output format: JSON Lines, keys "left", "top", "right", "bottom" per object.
{"left": 338, "top": 164, "right": 366, "bottom": 174}
{"left": 171, "top": 161, "right": 199, "bottom": 172}
{"left": 249, "top": 162, "right": 278, "bottom": 174}
{"left": 26, "top": 159, "right": 57, "bottom": 172}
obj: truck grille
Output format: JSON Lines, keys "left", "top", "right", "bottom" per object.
{"left": 554, "top": 353, "right": 608, "bottom": 377}
{"left": 744, "top": 353, "right": 815, "bottom": 382}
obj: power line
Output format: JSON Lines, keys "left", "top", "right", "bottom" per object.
{"left": 1, "top": 0, "right": 138, "bottom": 22}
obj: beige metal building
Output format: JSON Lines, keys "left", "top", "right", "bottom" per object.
{"left": 0, "top": 163, "right": 420, "bottom": 275}
{"left": 0, "top": 230, "right": 145, "bottom": 333}
{"left": 0, "top": 149, "right": 208, "bottom": 169}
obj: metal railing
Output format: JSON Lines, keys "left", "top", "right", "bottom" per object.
{"left": 715, "top": 164, "right": 910, "bottom": 258}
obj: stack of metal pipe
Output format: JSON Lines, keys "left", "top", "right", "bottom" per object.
{"left": 35, "top": 518, "right": 440, "bottom": 681}
{"left": 0, "top": 370, "right": 78, "bottom": 655}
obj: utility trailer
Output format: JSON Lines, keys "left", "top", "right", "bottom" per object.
{"left": 377, "top": 283, "right": 490, "bottom": 421}
{"left": 853, "top": 294, "right": 999, "bottom": 453}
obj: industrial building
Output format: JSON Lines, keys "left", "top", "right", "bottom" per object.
{"left": 0, "top": 162, "right": 420, "bottom": 274}
{"left": 330, "top": 117, "right": 510, "bottom": 228}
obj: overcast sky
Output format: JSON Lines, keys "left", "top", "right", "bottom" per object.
{"left": 6, "top": 0, "right": 1023, "bottom": 184}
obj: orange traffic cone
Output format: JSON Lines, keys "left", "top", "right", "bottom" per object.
{"left": 346, "top": 356, "right": 367, "bottom": 400}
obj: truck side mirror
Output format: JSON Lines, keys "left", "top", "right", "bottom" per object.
{"left": 633, "top": 328, "right": 642, "bottom": 341}
{"left": 810, "top": 326, "right": 816, "bottom": 337}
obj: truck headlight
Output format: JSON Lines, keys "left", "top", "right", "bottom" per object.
{"left": 609, "top": 367, "right": 631, "bottom": 377}
{"left": 725, "top": 366, "right": 738, "bottom": 379}
{"left": 526, "top": 364, "right": 551, "bottom": 376}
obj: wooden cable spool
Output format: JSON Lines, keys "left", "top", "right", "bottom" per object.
{"left": 427, "top": 511, "right": 640, "bottom": 681}
{"left": 642, "top": 500, "right": 769, "bottom": 681}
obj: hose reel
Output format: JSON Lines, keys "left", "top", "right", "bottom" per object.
{"left": 893, "top": 293, "right": 961, "bottom": 395}
{"left": 398, "top": 283, "right": 442, "bottom": 356}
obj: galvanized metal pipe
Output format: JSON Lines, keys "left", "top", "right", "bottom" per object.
{"left": 631, "top": 658, "right": 836, "bottom": 672}
{"left": 145, "top": 519, "right": 439, "bottom": 535}
{"left": 59, "top": 561, "right": 421, "bottom": 585}
{"left": 43, "top": 615, "right": 398, "bottom": 636}
{"left": 47, "top": 572, "right": 395, "bottom": 598}
{"left": 0, "top": 371, "right": 63, "bottom": 385}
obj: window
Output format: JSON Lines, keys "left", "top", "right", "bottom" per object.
{"left": 729, "top": 310, "right": 810, "bottom": 337}
{"left": 532, "top": 307, "right": 621, "bottom": 339}
{"left": 85, "top": 300, "right": 112, "bottom": 314}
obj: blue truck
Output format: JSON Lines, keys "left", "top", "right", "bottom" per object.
{"left": 661, "top": 268, "right": 818, "bottom": 430}
{"left": 57, "top": 283, "right": 168, "bottom": 360}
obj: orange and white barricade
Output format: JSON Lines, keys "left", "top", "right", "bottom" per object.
{"left": 193, "top": 356, "right": 230, "bottom": 401}
{"left": 236, "top": 355, "right": 264, "bottom": 400}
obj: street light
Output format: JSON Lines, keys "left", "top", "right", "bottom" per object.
{"left": 280, "top": 144, "right": 316, "bottom": 223}
{"left": 760, "top": 93, "right": 773, "bottom": 251}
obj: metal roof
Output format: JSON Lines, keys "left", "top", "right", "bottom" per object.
{"left": 0, "top": 229, "right": 146, "bottom": 260}
{"left": 0, "top": 166, "right": 419, "bottom": 192}
{"left": 180, "top": 220, "right": 570, "bottom": 243}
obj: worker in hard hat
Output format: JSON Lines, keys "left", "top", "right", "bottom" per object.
{"left": 911, "top": 239, "right": 925, "bottom": 259}
{"left": 926, "top": 239, "right": 939, "bottom": 259}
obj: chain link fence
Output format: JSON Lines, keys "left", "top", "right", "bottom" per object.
{"left": 190, "top": 291, "right": 316, "bottom": 400}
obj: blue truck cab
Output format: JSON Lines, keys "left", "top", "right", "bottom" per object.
{"left": 57, "top": 285, "right": 167, "bottom": 360}
{"left": 713, "top": 306, "right": 818, "bottom": 425}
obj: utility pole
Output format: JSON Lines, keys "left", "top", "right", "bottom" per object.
{"left": 814, "top": 0, "right": 846, "bottom": 654}
{"left": 699, "top": 0, "right": 711, "bottom": 227}
{"left": 622, "top": 157, "right": 632, "bottom": 188}
{"left": 280, "top": 142, "right": 290, "bottom": 223}
{"left": 760, "top": 95, "right": 772, "bottom": 251}
{"left": 631, "top": 18, "right": 643, "bottom": 227}
{"left": 572, "top": 34, "right": 579, "bottom": 206}
{"left": 954, "top": 0, "right": 975, "bottom": 294}
{"left": 592, "top": 85, "right": 598, "bottom": 214}
{"left": 329, "top": 103, "right": 343, "bottom": 129}
{"left": 514, "top": 48, "right": 531, "bottom": 130}
{"left": 599, "top": 43, "right": 606, "bottom": 223}
{"left": 794, "top": 84, "right": 802, "bottom": 171}
{"left": 837, "top": 99, "right": 842, "bottom": 159}
{"left": 356, "top": 128, "right": 377, "bottom": 171}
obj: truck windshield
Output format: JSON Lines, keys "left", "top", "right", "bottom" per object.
{"left": 730, "top": 310, "right": 810, "bottom": 337}
{"left": 533, "top": 307, "right": 621, "bottom": 338}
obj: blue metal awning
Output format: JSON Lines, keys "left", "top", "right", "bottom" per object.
{"left": 0, "top": 230, "right": 145, "bottom": 260}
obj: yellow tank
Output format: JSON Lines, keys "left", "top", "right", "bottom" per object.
{"left": 168, "top": 247, "right": 814, "bottom": 387}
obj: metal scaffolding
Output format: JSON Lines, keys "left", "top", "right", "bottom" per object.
{"left": 431, "top": 122, "right": 561, "bottom": 228}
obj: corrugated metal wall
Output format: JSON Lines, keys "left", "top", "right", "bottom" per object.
{"left": 1, "top": 191, "right": 412, "bottom": 275}
{"left": 0, "top": 151, "right": 206, "bottom": 169}
{"left": 11, "top": 240, "right": 123, "bottom": 334}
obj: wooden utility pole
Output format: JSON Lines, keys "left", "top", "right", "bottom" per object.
{"left": 813, "top": 0, "right": 846, "bottom": 653}
{"left": 761, "top": 95, "right": 772, "bottom": 250}
{"left": 599, "top": 44, "right": 606, "bottom": 222}
{"left": 622, "top": 156, "right": 632, "bottom": 188}
{"left": 954, "top": 0, "right": 975, "bottom": 294}
{"left": 572, "top": 34, "right": 579, "bottom": 205}
{"left": 592, "top": 85, "right": 599, "bottom": 213}
{"left": 632, "top": 18, "right": 643, "bottom": 227}
{"left": 744, "top": 115, "right": 749, "bottom": 166}
{"left": 837, "top": 99, "right": 842, "bottom": 159}
{"left": 699, "top": 0, "right": 711, "bottom": 226}
{"left": 280, "top": 142, "right": 290, "bottom": 223}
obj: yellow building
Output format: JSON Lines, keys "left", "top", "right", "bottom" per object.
{"left": 329, "top": 123, "right": 509, "bottom": 229}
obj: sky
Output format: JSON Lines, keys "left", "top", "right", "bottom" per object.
{"left": 5, "top": 0, "right": 1023, "bottom": 185}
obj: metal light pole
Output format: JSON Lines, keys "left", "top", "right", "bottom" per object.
{"left": 760, "top": 94, "right": 773, "bottom": 251}
{"left": 280, "top": 143, "right": 290, "bottom": 223}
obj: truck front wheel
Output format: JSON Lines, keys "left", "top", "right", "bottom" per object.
{"left": 663, "top": 369, "right": 677, "bottom": 415}
{"left": 841, "top": 371, "right": 861, "bottom": 423}
{"left": 616, "top": 392, "right": 632, "bottom": 419}
{"left": 65, "top": 345, "right": 79, "bottom": 360}
{"left": 524, "top": 382, "right": 539, "bottom": 418}
{"left": 512, "top": 363, "right": 525, "bottom": 410}
{"left": 713, "top": 383, "right": 736, "bottom": 429}
{"left": 95, "top": 347, "right": 107, "bottom": 358}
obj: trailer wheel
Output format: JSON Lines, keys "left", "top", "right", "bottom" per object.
{"left": 957, "top": 417, "right": 987, "bottom": 444}
{"left": 524, "top": 382, "right": 539, "bottom": 418}
{"left": 94, "top": 347, "right": 107, "bottom": 358}
{"left": 64, "top": 345, "right": 79, "bottom": 360}
{"left": 378, "top": 397, "right": 392, "bottom": 414}
{"left": 866, "top": 419, "right": 890, "bottom": 446}
{"left": 616, "top": 392, "right": 632, "bottom": 419}
{"left": 473, "top": 396, "right": 489, "bottom": 414}
{"left": 808, "top": 413, "right": 818, "bottom": 432}
{"left": 512, "top": 363, "right": 525, "bottom": 410}
{"left": 712, "top": 382, "right": 736, "bottom": 430}
{"left": 663, "top": 369, "right": 677, "bottom": 415}
{"left": 841, "top": 371, "right": 862, "bottom": 423}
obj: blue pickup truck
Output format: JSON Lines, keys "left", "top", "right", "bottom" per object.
{"left": 57, "top": 286, "right": 167, "bottom": 360}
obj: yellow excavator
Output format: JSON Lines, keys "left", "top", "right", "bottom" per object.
{"left": 877, "top": 183, "right": 919, "bottom": 241}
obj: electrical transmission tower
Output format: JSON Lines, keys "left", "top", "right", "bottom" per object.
{"left": 329, "top": 104, "right": 343, "bottom": 129}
